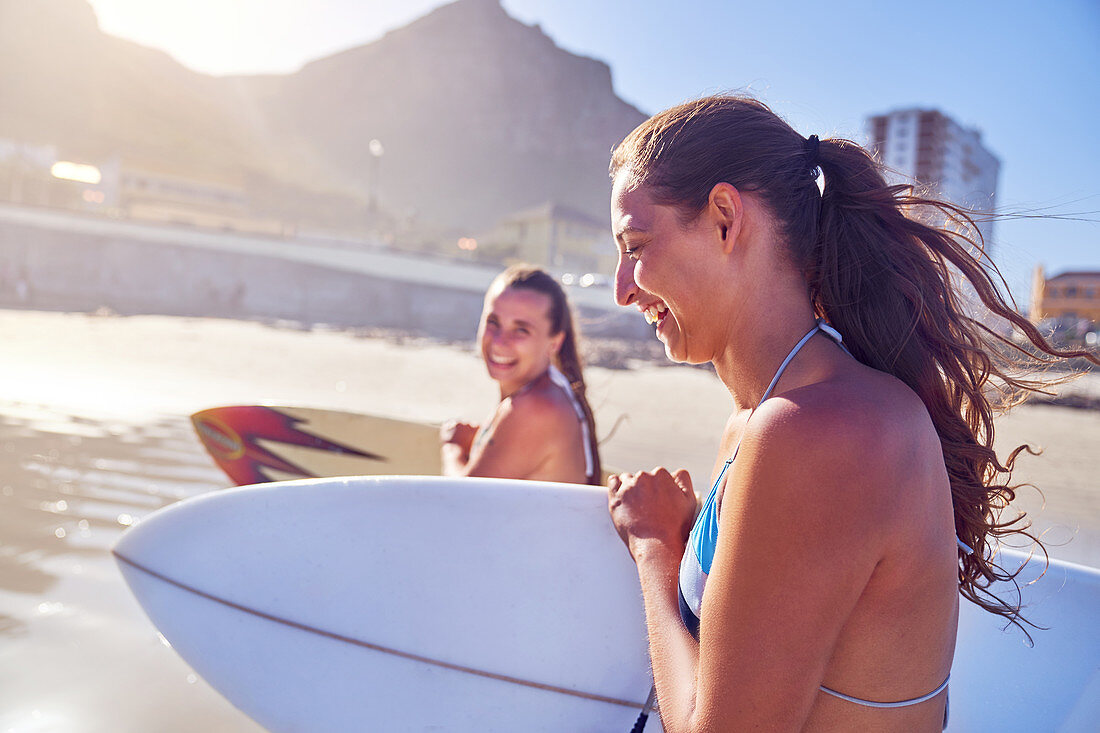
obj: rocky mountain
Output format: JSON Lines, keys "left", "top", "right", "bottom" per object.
{"left": 1, "top": 0, "right": 647, "bottom": 231}
{"left": 231, "top": 0, "right": 646, "bottom": 229}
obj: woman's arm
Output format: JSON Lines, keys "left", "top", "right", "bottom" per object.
{"left": 613, "top": 402, "right": 885, "bottom": 732}
{"left": 440, "top": 420, "right": 478, "bottom": 476}
{"left": 609, "top": 468, "right": 701, "bottom": 725}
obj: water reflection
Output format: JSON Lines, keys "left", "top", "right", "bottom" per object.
{"left": 0, "top": 401, "right": 224, "bottom": 621}
{"left": 0, "top": 612, "right": 27, "bottom": 636}
{"left": 0, "top": 400, "right": 267, "bottom": 731}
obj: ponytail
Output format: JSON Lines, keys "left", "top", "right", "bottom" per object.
{"left": 810, "top": 137, "right": 1100, "bottom": 630}
{"left": 610, "top": 94, "right": 1100, "bottom": 632}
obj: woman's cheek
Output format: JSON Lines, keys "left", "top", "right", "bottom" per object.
{"left": 632, "top": 261, "right": 650, "bottom": 292}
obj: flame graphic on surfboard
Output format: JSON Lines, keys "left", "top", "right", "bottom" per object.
{"left": 191, "top": 406, "right": 443, "bottom": 486}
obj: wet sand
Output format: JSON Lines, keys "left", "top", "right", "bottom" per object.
{"left": 1, "top": 309, "right": 1097, "bottom": 731}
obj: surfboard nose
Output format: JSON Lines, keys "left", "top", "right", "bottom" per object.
{"left": 111, "top": 476, "right": 660, "bottom": 732}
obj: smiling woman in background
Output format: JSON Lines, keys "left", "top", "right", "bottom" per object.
{"left": 605, "top": 95, "right": 1098, "bottom": 732}
{"left": 440, "top": 265, "right": 602, "bottom": 485}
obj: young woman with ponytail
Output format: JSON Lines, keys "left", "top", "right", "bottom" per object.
{"left": 440, "top": 264, "right": 602, "bottom": 485}
{"left": 605, "top": 95, "right": 1098, "bottom": 732}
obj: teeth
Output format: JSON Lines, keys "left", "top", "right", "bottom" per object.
{"left": 643, "top": 303, "right": 667, "bottom": 325}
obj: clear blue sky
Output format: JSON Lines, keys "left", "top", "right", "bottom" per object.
{"left": 87, "top": 0, "right": 1099, "bottom": 303}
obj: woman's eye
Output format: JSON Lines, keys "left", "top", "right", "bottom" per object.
{"left": 516, "top": 328, "right": 530, "bottom": 336}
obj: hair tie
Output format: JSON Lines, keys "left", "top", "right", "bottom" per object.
{"left": 804, "top": 134, "right": 821, "bottom": 178}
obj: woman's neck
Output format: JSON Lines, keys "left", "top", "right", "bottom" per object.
{"left": 712, "top": 305, "right": 820, "bottom": 412}
{"left": 499, "top": 366, "right": 551, "bottom": 401}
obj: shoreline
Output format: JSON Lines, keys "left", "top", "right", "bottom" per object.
{"left": 2, "top": 307, "right": 1095, "bottom": 563}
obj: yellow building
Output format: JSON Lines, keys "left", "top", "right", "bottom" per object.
{"left": 1029, "top": 267, "right": 1100, "bottom": 324}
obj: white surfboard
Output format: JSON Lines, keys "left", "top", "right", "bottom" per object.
{"left": 951, "top": 554, "right": 1100, "bottom": 732}
{"left": 112, "top": 476, "right": 1100, "bottom": 732}
{"left": 113, "top": 476, "right": 661, "bottom": 732}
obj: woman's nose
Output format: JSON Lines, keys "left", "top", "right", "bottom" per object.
{"left": 615, "top": 257, "right": 638, "bottom": 307}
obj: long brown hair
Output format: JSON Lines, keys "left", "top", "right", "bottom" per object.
{"left": 610, "top": 95, "right": 1098, "bottom": 629}
{"left": 491, "top": 264, "right": 602, "bottom": 485}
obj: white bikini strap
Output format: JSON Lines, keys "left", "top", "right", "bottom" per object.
{"left": 759, "top": 322, "right": 822, "bottom": 407}
{"left": 817, "top": 319, "right": 846, "bottom": 345}
{"left": 547, "top": 365, "right": 595, "bottom": 479}
{"left": 819, "top": 674, "right": 950, "bottom": 708}
{"left": 758, "top": 319, "right": 851, "bottom": 408}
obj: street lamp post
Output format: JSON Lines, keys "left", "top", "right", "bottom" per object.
{"left": 368, "top": 139, "right": 384, "bottom": 215}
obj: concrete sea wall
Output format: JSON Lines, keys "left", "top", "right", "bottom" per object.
{"left": 0, "top": 204, "right": 643, "bottom": 342}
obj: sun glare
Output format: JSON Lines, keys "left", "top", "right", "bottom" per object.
{"left": 50, "top": 162, "right": 102, "bottom": 185}
{"left": 85, "top": 0, "right": 452, "bottom": 76}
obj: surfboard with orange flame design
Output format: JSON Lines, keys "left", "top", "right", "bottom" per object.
{"left": 191, "top": 406, "right": 441, "bottom": 485}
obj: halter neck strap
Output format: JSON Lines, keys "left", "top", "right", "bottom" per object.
{"left": 547, "top": 365, "right": 595, "bottom": 479}
{"left": 759, "top": 323, "right": 823, "bottom": 408}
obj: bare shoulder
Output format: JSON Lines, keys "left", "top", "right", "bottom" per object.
{"left": 497, "top": 382, "right": 579, "bottom": 437}
{"left": 465, "top": 381, "right": 583, "bottom": 480}
{"left": 733, "top": 366, "right": 941, "bottom": 532}
{"left": 751, "top": 365, "right": 936, "bottom": 470}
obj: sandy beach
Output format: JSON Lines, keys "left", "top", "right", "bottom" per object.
{"left": 1, "top": 308, "right": 1097, "bottom": 731}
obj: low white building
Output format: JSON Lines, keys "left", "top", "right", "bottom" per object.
{"left": 479, "top": 201, "right": 614, "bottom": 275}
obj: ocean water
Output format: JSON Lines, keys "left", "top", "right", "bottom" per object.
{"left": 0, "top": 401, "right": 263, "bottom": 733}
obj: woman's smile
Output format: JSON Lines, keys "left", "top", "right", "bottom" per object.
{"left": 613, "top": 179, "right": 709, "bottom": 363}
{"left": 486, "top": 352, "right": 519, "bottom": 368}
{"left": 478, "top": 285, "right": 563, "bottom": 396}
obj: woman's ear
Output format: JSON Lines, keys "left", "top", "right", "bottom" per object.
{"left": 549, "top": 331, "right": 565, "bottom": 360}
{"left": 708, "top": 182, "right": 743, "bottom": 254}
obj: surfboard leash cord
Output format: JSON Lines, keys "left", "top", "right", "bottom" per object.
{"left": 630, "top": 684, "right": 657, "bottom": 732}
{"left": 114, "top": 550, "right": 651, "bottom": 712}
